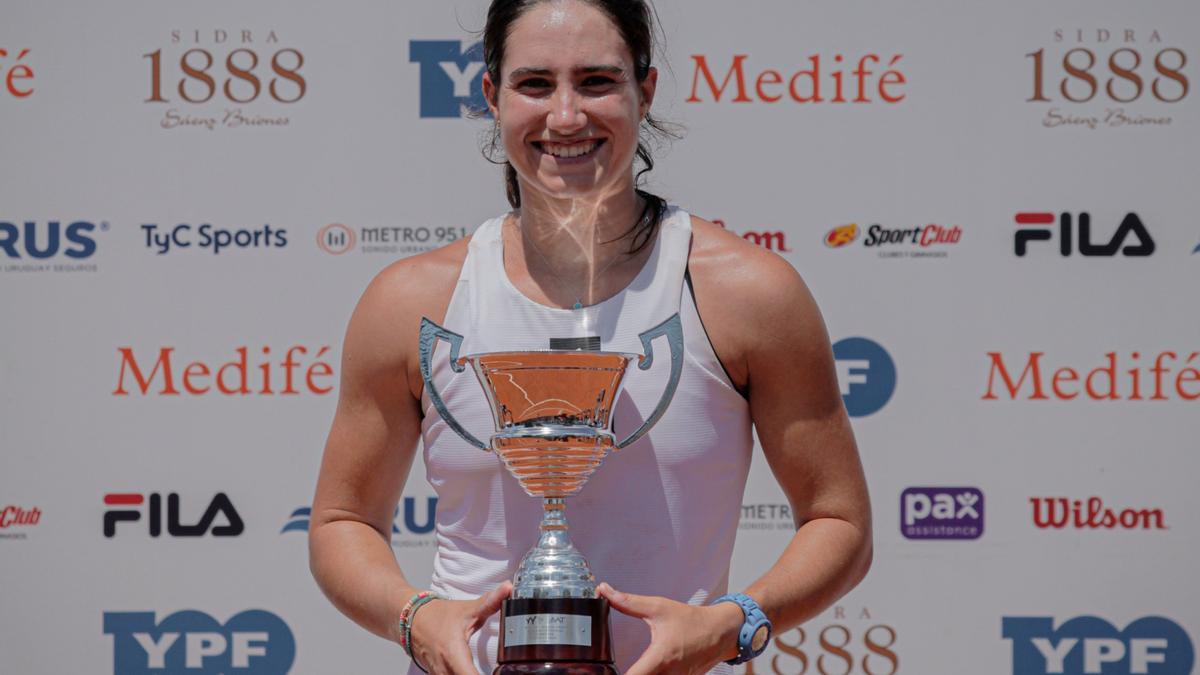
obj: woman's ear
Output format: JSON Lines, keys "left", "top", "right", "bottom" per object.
{"left": 482, "top": 71, "right": 501, "bottom": 119}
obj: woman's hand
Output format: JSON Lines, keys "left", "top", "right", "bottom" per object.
{"left": 408, "top": 582, "right": 512, "bottom": 674}
{"left": 598, "top": 582, "right": 743, "bottom": 675}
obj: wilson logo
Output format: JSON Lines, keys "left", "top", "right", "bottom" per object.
{"left": 1031, "top": 497, "right": 1166, "bottom": 530}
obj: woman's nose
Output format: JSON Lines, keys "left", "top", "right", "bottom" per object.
{"left": 547, "top": 87, "right": 587, "bottom": 134}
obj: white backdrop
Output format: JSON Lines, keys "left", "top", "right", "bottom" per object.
{"left": 2, "top": 1, "right": 1198, "bottom": 673}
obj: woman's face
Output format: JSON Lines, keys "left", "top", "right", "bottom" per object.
{"left": 484, "top": 0, "right": 656, "bottom": 203}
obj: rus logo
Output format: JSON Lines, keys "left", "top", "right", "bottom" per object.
{"left": 1003, "top": 616, "right": 1194, "bottom": 675}
{"left": 283, "top": 496, "right": 437, "bottom": 536}
{"left": 104, "top": 609, "right": 295, "bottom": 674}
{"left": 0, "top": 220, "right": 100, "bottom": 259}
{"left": 409, "top": 40, "right": 486, "bottom": 118}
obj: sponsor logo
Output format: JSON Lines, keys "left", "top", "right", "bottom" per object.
{"left": 687, "top": 53, "right": 907, "bottom": 104}
{"left": 826, "top": 222, "right": 962, "bottom": 259}
{"left": 745, "top": 606, "right": 898, "bottom": 675}
{"left": 901, "top": 487, "right": 983, "bottom": 540}
{"left": 409, "top": 40, "right": 486, "bottom": 118}
{"left": 317, "top": 223, "right": 355, "bottom": 255}
{"left": 824, "top": 224, "right": 859, "bottom": 248}
{"left": 1031, "top": 497, "right": 1166, "bottom": 530}
{"left": 284, "top": 496, "right": 437, "bottom": 548}
{"left": 141, "top": 223, "right": 287, "bottom": 255}
{"left": 713, "top": 220, "right": 790, "bottom": 252}
{"left": 1, "top": 48, "right": 34, "bottom": 98}
{"left": 982, "top": 351, "right": 1199, "bottom": 401}
{"left": 1014, "top": 212, "right": 1154, "bottom": 257}
{"left": 1028, "top": 29, "right": 1189, "bottom": 130}
{"left": 103, "top": 493, "right": 244, "bottom": 538}
{"left": 833, "top": 337, "right": 896, "bottom": 417}
{"left": 739, "top": 503, "right": 793, "bottom": 532}
{"left": 1002, "top": 616, "right": 1193, "bottom": 675}
{"left": 144, "top": 29, "right": 306, "bottom": 131}
{"left": 0, "top": 505, "right": 42, "bottom": 540}
{"left": 112, "top": 345, "right": 335, "bottom": 396}
{"left": 104, "top": 609, "right": 296, "bottom": 674}
{"left": 316, "top": 222, "right": 469, "bottom": 257}
{"left": 1192, "top": 241, "right": 1199, "bottom": 255}
{"left": 0, "top": 220, "right": 106, "bottom": 273}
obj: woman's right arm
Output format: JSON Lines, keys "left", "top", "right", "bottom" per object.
{"left": 309, "top": 247, "right": 508, "bottom": 674}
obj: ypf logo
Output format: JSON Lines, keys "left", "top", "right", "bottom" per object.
{"left": 103, "top": 493, "right": 244, "bottom": 538}
{"left": 317, "top": 223, "right": 355, "bottom": 254}
{"left": 104, "top": 609, "right": 295, "bottom": 674}
{"left": 409, "top": 40, "right": 487, "bottom": 118}
{"left": 901, "top": 487, "right": 984, "bottom": 540}
{"left": 1003, "top": 616, "right": 1194, "bottom": 675}
{"left": 833, "top": 337, "right": 896, "bottom": 417}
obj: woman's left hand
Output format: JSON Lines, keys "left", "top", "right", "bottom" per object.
{"left": 597, "top": 582, "right": 743, "bottom": 675}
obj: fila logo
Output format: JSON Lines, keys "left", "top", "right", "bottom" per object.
{"left": 103, "top": 493, "right": 244, "bottom": 538}
{"left": 1014, "top": 212, "right": 1155, "bottom": 257}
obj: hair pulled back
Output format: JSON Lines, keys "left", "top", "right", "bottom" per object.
{"left": 483, "top": 0, "right": 673, "bottom": 253}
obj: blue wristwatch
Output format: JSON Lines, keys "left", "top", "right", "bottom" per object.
{"left": 712, "top": 593, "right": 772, "bottom": 665}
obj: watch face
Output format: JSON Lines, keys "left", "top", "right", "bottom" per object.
{"left": 751, "top": 624, "right": 771, "bottom": 652}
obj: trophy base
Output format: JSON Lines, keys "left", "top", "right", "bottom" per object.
{"left": 496, "top": 598, "right": 616, "bottom": 674}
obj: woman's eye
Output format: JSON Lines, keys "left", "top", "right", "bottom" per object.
{"left": 518, "top": 78, "right": 551, "bottom": 90}
{"left": 582, "top": 77, "right": 615, "bottom": 88}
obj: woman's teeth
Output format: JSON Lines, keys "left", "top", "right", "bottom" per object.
{"left": 540, "top": 140, "right": 600, "bottom": 158}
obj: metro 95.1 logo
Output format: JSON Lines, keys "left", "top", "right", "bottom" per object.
{"left": 1027, "top": 29, "right": 1188, "bottom": 130}
{"left": 143, "top": 29, "right": 306, "bottom": 131}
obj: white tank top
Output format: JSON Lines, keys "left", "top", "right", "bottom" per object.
{"left": 418, "top": 207, "right": 752, "bottom": 674}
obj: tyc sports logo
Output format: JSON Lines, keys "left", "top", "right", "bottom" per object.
{"left": 1013, "top": 212, "right": 1154, "bottom": 257}
{"left": 283, "top": 496, "right": 437, "bottom": 547}
{"left": 104, "top": 493, "right": 244, "bottom": 538}
{"left": 833, "top": 337, "right": 896, "bottom": 417}
{"left": 1003, "top": 616, "right": 1194, "bottom": 674}
{"left": 409, "top": 40, "right": 486, "bottom": 118}
{"left": 104, "top": 609, "right": 295, "bottom": 674}
{"left": 141, "top": 223, "right": 287, "bottom": 255}
{"left": 901, "top": 487, "right": 983, "bottom": 540}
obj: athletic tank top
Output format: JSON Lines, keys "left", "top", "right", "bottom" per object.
{"left": 417, "top": 207, "right": 753, "bottom": 674}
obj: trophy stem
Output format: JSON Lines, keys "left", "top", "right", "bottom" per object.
{"left": 541, "top": 498, "right": 567, "bottom": 531}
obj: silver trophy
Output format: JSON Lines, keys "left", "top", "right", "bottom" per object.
{"left": 418, "top": 313, "right": 683, "bottom": 674}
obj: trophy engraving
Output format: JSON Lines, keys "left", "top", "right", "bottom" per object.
{"left": 419, "top": 313, "right": 683, "bottom": 674}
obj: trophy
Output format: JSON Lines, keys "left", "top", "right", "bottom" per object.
{"left": 418, "top": 313, "right": 683, "bottom": 674}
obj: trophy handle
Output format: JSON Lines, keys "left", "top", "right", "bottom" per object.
{"left": 616, "top": 312, "right": 684, "bottom": 449}
{"left": 418, "top": 317, "right": 488, "bottom": 450}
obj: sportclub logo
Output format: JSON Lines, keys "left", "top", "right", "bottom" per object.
{"left": 1, "top": 47, "right": 34, "bottom": 98}
{"left": 103, "top": 493, "right": 244, "bottom": 538}
{"left": 686, "top": 53, "right": 907, "bottom": 104}
{"left": 141, "top": 223, "right": 288, "bottom": 255}
{"left": 833, "top": 337, "right": 896, "bottom": 417}
{"left": 712, "top": 220, "right": 790, "bottom": 252}
{"left": 901, "top": 487, "right": 984, "bottom": 540}
{"left": 982, "top": 351, "right": 1198, "bottom": 402}
{"left": 104, "top": 609, "right": 296, "bottom": 674}
{"left": 1003, "top": 616, "right": 1194, "bottom": 674}
{"left": 1, "top": 220, "right": 106, "bottom": 273}
{"left": 1027, "top": 29, "right": 1189, "bottom": 130}
{"left": 0, "top": 505, "right": 42, "bottom": 540}
{"left": 409, "top": 40, "right": 487, "bottom": 118}
{"left": 112, "top": 345, "right": 335, "bottom": 396}
{"left": 825, "top": 222, "right": 961, "bottom": 258}
{"left": 284, "top": 496, "right": 437, "bottom": 547}
{"left": 745, "top": 605, "right": 898, "bottom": 675}
{"left": 316, "top": 222, "right": 469, "bottom": 257}
{"left": 1031, "top": 496, "right": 1166, "bottom": 530}
{"left": 144, "top": 29, "right": 307, "bottom": 131}
{"left": 1013, "top": 212, "right": 1154, "bottom": 257}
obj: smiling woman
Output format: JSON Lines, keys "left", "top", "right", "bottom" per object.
{"left": 308, "top": 2, "right": 872, "bottom": 674}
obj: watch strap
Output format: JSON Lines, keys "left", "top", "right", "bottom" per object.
{"left": 712, "top": 592, "right": 772, "bottom": 665}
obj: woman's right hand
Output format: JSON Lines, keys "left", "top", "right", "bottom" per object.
{"left": 408, "top": 582, "right": 513, "bottom": 674}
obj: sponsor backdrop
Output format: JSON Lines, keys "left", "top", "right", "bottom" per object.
{"left": 1, "top": 0, "right": 1197, "bottom": 673}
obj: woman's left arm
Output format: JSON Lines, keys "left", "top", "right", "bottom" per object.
{"left": 600, "top": 230, "right": 872, "bottom": 674}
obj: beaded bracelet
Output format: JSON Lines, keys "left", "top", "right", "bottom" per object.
{"left": 398, "top": 590, "right": 444, "bottom": 673}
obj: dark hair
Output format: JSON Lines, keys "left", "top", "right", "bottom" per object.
{"left": 482, "top": 0, "right": 675, "bottom": 253}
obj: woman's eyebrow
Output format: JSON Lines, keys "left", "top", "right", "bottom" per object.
{"left": 509, "top": 64, "right": 625, "bottom": 78}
